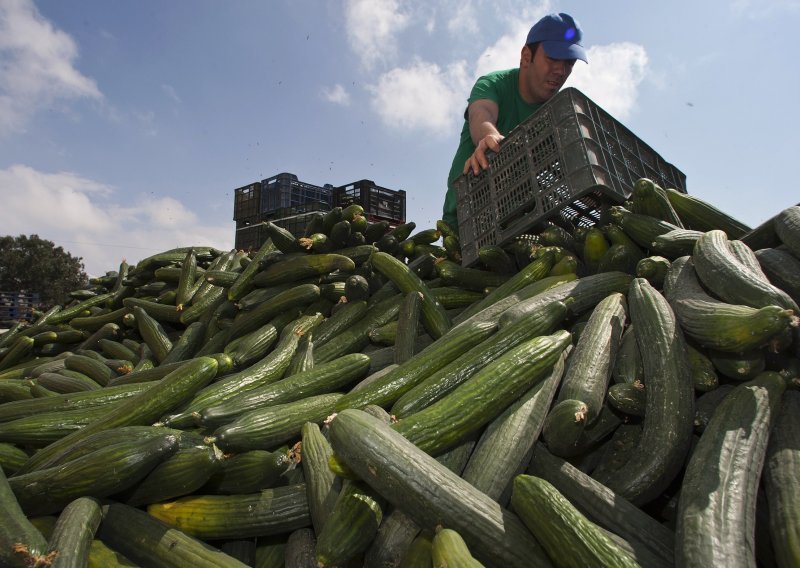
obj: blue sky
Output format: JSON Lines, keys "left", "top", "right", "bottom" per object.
{"left": 1, "top": 0, "right": 798, "bottom": 276}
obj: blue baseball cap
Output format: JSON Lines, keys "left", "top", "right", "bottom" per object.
{"left": 526, "top": 13, "right": 587, "bottom": 63}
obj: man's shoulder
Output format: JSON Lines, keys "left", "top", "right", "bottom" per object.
{"left": 476, "top": 67, "right": 518, "bottom": 84}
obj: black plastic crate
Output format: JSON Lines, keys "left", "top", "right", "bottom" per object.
{"left": 261, "top": 173, "right": 333, "bottom": 215}
{"left": 334, "top": 180, "right": 406, "bottom": 224}
{"left": 454, "top": 87, "right": 687, "bottom": 267}
{"left": 234, "top": 223, "right": 265, "bottom": 253}
{"left": 233, "top": 182, "right": 261, "bottom": 221}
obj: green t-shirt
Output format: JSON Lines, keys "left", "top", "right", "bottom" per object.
{"left": 443, "top": 68, "right": 544, "bottom": 231}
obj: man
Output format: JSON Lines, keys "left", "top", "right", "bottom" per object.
{"left": 442, "top": 12, "right": 588, "bottom": 232}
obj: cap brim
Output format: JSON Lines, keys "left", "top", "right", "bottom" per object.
{"left": 541, "top": 41, "right": 588, "bottom": 63}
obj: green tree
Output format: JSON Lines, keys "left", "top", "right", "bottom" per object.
{"left": 0, "top": 235, "right": 88, "bottom": 308}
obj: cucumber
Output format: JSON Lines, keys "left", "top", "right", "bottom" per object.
{"left": 431, "top": 527, "right": 483, "bottom": 568}
{"left": 693, "top": 230, "right": 798, "bottom": 312}
{"left": 391, "top": 299, "right": 569, "bottom": 417}
{"left": 202, "top": 448, "right": 292, "bottom": 495}
{"left": 147, "top": 483, "right": 310, "bottom": 540}
{"left": 664, "top": 186, "right": 750, "bottom": 237}
{"left": 97, "top": 502, "right": 249, "bottom": 568}
{"left": 300, "top": 422, "right": 342, "bottom": 535}
{"left": 773, "top": 205, "right": 800, "bottom": 257}
{"left": 1, "top": 464, "right": 49, "bottom": 568}
{"left": 210, "top": 393, "right": 344, "bottom": 453}
{"left": 198, "top": 353, "right": 370, "bottom": 429}
{"left": 15, "top": 356, "right": 218, "bottom": 475}
{"left": 763, "top": 389, "right": 800, "bottom": 568}
{"left": 393, "top": 330, "right": 571, "bottom": 456}
{"left": 599, "top": 278, "right": 694, "bottom": 506}
{"left": 327, "top": 409, "right": 552, "bottom": 568}
{"left": 334, "top": 319, "right": 497, "bottom": 411}
{"left": 315, "top": 480, "right": 385, "bottom": 567}
{"left": 676, "top": 371, "right": 786, "bottom": 568}
{"left": 9, "top": 434, "right": 180, "bottom": 515}
{"left": 460, "top": 349, "right": 567, "bottom": 504}
{"left": 512, "top": 475, "right": 642, "bottom": 568}
{"left": 370, "top": 251, "right": 451, "bottom": 339}
{"left": 45, "top": 496, "right": 103, "bottom": 568}
{"left": 529, "top": 442, "right": 674, "bottom": 567}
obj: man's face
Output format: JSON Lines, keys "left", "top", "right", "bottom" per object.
{"left": 521, "top": 45, "right": 575, "bottom": 104}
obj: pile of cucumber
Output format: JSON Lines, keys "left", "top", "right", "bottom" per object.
{"left": 0, "top": 186, "right": 798, "bottom": 568}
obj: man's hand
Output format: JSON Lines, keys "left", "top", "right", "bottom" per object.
{"left": 463, "top": 133, "right": 504, "bottom": 176}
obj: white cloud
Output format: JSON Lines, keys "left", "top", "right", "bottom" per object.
{"left": 0, "top": 164, "right": 231, "bottom": 277}
{"left": 344, "top": 0, "right": 410, "bottom": 70}
{"left": 566, "top": 42, "right": 648, "bottom": 120}
{"left": 162, "top": 84, "right": 182, "bottom": 104}
{"left": 447, "top": 2, "right": 479, "bottom": 35}
{"left": 731, "top": 0, "right": 800, "bottom": 17}
{"left": 367, "top": 59, "right": 471, "bottom": 135}
{"left": 473, "top": 18, "right": 531, "bottom": 80}
{"left": 0, "top": 0, "right": 102, "bottom": 135}
{"left": 321, "top": 84, "right": 351, "bottom": 106}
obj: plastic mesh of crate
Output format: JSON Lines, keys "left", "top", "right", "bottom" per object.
{"left": 454, "top": 87, "right": 686, "bottom": 267}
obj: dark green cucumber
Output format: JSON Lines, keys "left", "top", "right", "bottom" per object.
{"left": 650, "top": 228, "right": 704, "bottom": 258}
{"left": 0, "top": 382, "right": 151, "bottom": 423}
{"left": 693, "top": 229, "right": 798, "bottom": 311}
{"left": 600, "top": 278, "right": 694, "bottom": 506}
{"left": 552, "top": 292, "right": 627, "bottom": 423}
{"left": 313, "top": 294, "right": 403, "bottom": 364}
{"left": 512, "top": 474, "right": 641, "bottom": 568}
{"left": 606, "top": 381, "right": 646, "bottom": 417}
{"left": 300, "top": 421, "right": 342, "bottom": 535}
{"left": 608, "top": 205, "right": 682, "bottom": 245}
{"left": 370, "top": 251, "right": 451, "bottom": 339}
{"left": 69, "top": 307, "right": 130, "bottom": 331}
{"left": 692, "top": 384, "right": 735, "bottom": 434}
{"left": 175, "top": 249, "right": 198, "bottom": 308}
{"left": 630, "top": 178, "right": 683, "bottom": 226}
{"left": 686, "top": 343, "right": 719, "bottom": 392}
{"left": 226, "top": 283, "right": 320, "bottom": 340}
{"left": 434, "top": 259, "right": 509, "bottom": 292}
{"left": 763, "top": 389, "right": 800, "bottom": 568}
{"left": 126, "top": 444, "right": 224, "bottom": 506}
{"left": 228, "top": 238, "right": 278, "bottom": 301}
{"left": 612, "top": 325, "right": 642, "bottom": 384}
{"left": 393, "top": 330, "right": 571, "bottom": 456}
{"left": 773, "top": 205, "right": 800, "bottom": 257}
{"left": 47, "top": 293, "right": 116, "bottom": 326}
{"left": 391, "top": 299, "right": 569, "bottom": 417}
{"left": 394, "top": 291, "right": 422, "bottom": 364}
{"left": 9, "top": 434, "right": 180, "bottom": 515}
{"left": 708, "top": 348, "right": 766, "bottom": 381}
{"left": 478, "top": 243, "right": 516, "bottom": 274}
{"left": 453, "top": 249, "right": 558, "bottom": 325}
{"left": 199, "top": 353, "right": 370, "bottom": 429}
{"left": 635, "top": 255, "right": 670, "bottom": 289}
{"left": 334, "top": 319, "right": 497, "bottom": 411}
{"left": 327, "top": 409, "right": 552, "bottom": 568}
{"left": 529, "top": 442, "right": 674, "bottom": 567}
{"left": 164, "top": 314, "right": 321, "bottom": 427}
{"left": 209, "top": 393, "right": 344, "bottom": 453}
{"left": 0, "top": 404, "right": 114, "bottom": 447}
{"left": 461, "top": 349, "right": 567, "bottom": 503}
{"left": 755, "top": 247, "right": 800, "bottom": 305}
{"left": 315, "top": 480, "right": 385, "bottom": 567}
{"left": 498, "top": 271, "right": 634, "bottom": 327}
{"left": 15, "top": 356, "right": 218, "bottom": 474}
{"left": 0, "top": 443, "right": 29, "bottom": 475}
{"left": 222, "top": 316, "right": 281, "bottom": 369}
{"left": 676, "top": 371, "right": 786, "bottom": 568}
{"left": 147, "top": 483, "right": 310, "bottom": 540}
{"left": 202, "top": 447, "right": 292, "bottom": 495}
{"left": 1, "top": 463, "right": 49, "bottom": 568}
{"left": 664, "top": 187, "right": 750, "bottom": 237}
{"left": 131, "top": 305, "right": 173, "bottom": 363}
{"left": 45, "top": 496, "right": 103, "bottom": 568}
{"left": 253, "top": 254, "right": 355, "bottom": 287}
{"left": 159, "top": 321, "right": 206, "bottom": 365}
{"left": 97, "top": 502, "right": 249, "bottom": 568}
{"left": 664, "top": 256, "right": 793, "bottom": 352}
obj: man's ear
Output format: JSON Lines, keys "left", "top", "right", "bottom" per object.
{"left": 520, "top": 45, "right": 532, "bottom": 67}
